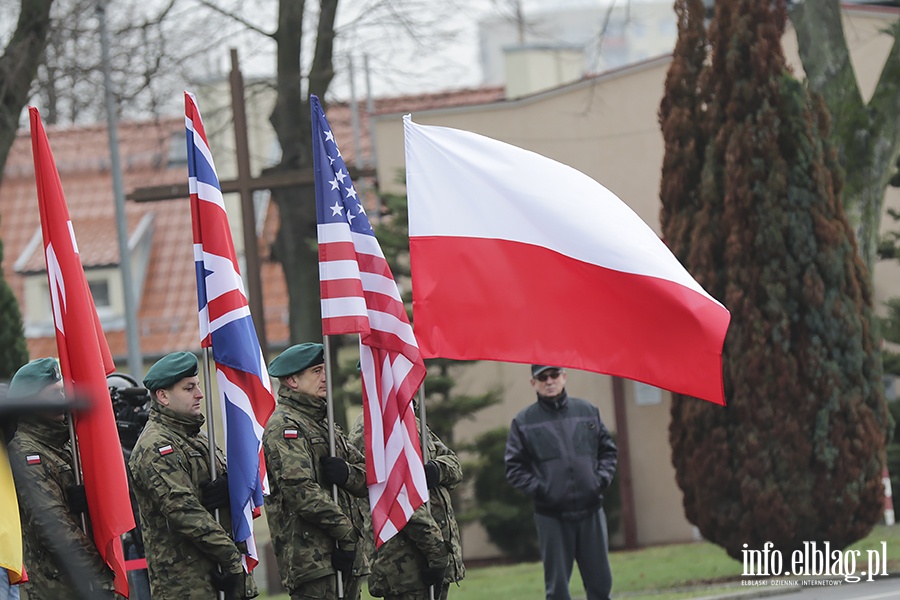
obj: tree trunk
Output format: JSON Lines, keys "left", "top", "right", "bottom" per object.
{"left": 268, "top": 0, "right": 339, "bottom": 344}
{"left": 0, "top": 0, "right": 55, "bottom": 185}
{"left": 790, "top": 1, "right": 900, "bottom": 269}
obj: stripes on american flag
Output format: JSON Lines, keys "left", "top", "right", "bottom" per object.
{"left": 311, "top": 94, "right": 428, "bottom": 547}
{"left": 185, "top": 92, "right": 275, "bottom": 570}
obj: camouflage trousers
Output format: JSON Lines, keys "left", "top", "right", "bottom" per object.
{"left": 382, "top": 583, "right": 450, "bottom": 600}
{"left": 289, "top": 574, "right": 363, "bottom": 600}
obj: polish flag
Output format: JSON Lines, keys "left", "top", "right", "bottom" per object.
{"left": 403, "top": 117, "right": 730, "bottom": 406}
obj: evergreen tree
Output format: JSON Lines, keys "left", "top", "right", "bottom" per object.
{"left": 373, "top": 193, "right": 501, "bottom": 444}
{"left": 466, "top": 427, "right": 540, "bottom": 560}
{"left": 660, "top": 0, "right": 889, "bottom": 558}
{"left": 0, "top": 231, "right": 28, "bottom": 379}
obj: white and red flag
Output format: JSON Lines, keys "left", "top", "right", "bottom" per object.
{"left": 29, "top": 107, "right": 134, "bottom": 597}
{"left": 403, "top": 117, "right": 731, "bottom": 406}
{"left": 312, "top": 95, "right": 428, "bottom": 546}
{"left": 185, "top": 92, "right": 275, "bottom": 571}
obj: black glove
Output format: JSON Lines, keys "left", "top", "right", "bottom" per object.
{"left": 320, "top": 456, "right": 350, "bottom": 486}
{"left": 66, "top": 483, "right": 89, "bottom": 514}
{"left": 201, "top": 474, "right": 230, "bottom": 511}
{"left": 211, "top": 570, "right": 244, "bottom": 600}
{"left": 423, "top": 564, "right": 447, "bottom": 588}
{"left": 331, "top": 546, "right": 356, "bottom": 578}
{"left": 424, "top": 460, "right": 441, "bottom": 489}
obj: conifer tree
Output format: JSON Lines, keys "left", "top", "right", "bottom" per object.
{"left": 0, "top": 233, "right": 28, "bottom": 379}
{"left": 660, "top": 0, "right": 889, "bottom": 557}
{"left": 373, "top": 193, "right": 501, "bottom": 442}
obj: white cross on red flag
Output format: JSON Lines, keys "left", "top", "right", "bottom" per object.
{"left": 29, "top": 107, "right": 134, "bottom": 597}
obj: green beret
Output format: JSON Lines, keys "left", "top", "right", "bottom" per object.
{"left": 143, "top": 352, "right": 199, "bottom": 391}
{"left": 268, "top": 343, "right": 324, "bottom": 378}
{"left": 9, "top": 358, "right": 62, "bottom": 400}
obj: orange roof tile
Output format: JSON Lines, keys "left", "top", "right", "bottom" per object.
{"left": 1, "top": 117, "right": 290, "bottom": 364}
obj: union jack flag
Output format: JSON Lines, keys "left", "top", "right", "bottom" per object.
{"left": 312, "top": 95, "right": 428, "bottom": 547}
{"left": 185, "top": 92, "right": 275, "bottom": 570}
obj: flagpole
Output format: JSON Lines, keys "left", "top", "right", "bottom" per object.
{"left": 323, "top": 335, "right": 345, "bottom": 599}
{"left": 201, "top": 348, "right": 226, "bottom": 600}
{"left": 417, "top": 384, "right": 436, "bottom": 600}
{"left": 66, "top": 415, "right": 89, "bottom": 534}
{"left": 202, "top": 347, "right": 218, "bottom": 485}
{"left": 418, "top": 385, "right": 429, "bottom": 470}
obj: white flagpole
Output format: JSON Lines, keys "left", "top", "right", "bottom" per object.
{"left": 323, "top": 335, "right": 345, "bottom": 599}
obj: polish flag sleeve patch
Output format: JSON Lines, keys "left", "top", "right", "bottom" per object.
{"left": 158, "top": 445, "right": 174, "bottom": 456}
{"left": 283, "top": 429, "right": 298, "bottom": 439}
{"left": 26, "top": 454, "right": 41, "bottom": 465}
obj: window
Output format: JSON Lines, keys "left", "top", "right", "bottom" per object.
{"left": 89, "top": 279, "right": 111, "bottom": 309}
{"left": 167, "top": 132, "right": 188, "bottom": 166}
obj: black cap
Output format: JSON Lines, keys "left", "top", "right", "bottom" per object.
{"left": 531, "top": 365, "right": 560, "bottom": 377}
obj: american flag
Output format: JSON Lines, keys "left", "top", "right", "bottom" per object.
{"left": 311, "top": 95, "right": 428, "bottom": 547}
{"left": 185, "top": 92, "right": 275, "bottom": 570}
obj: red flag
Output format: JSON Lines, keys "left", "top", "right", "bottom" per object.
{"left": 29, "top": 107, "right": 134, "bottom": 597}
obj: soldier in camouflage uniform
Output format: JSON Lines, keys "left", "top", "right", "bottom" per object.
{"left": 263, "top": 343, "right": 369, "bottom": 600}
{"left": 6, "top": 358, "right": 117, "bottom": 599}
{"left": 349, "top": 414, "right": 466, "bottom": 600}
{"left": 129, "top": 352, "right": 257, "bottom": 600}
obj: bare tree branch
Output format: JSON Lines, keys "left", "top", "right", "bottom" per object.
{"left": 193, "top": 0, "right": 274, "bottom": 38}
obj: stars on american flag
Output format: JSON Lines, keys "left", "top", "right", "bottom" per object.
{"left": 318, "top": 126, "right": 372, "bottom": 234}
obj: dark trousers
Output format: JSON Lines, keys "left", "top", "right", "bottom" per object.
{"left": 383, "top": 583, "right": 450, "bottom": 600}
{"left": 534, "top": 507, "right": 612, "bottom": 600}
{"left": 290, "top": 574, "right": 361, "bottom": 600}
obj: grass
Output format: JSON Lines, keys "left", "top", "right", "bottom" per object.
{"left": 266, "top": 524, "right": 900, "bottom": 599}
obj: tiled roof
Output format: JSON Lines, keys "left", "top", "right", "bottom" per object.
{"left": 321, "top": 85, "right": 507, "bottom": 166}
{"left": 0, "top": 117, "right": 270, "bottom": 362}
{"left": 16, "top": 212, "right": 150, "bottom": 273}
{"left": 2, "top": 85, "right": 504, "bottom": 365}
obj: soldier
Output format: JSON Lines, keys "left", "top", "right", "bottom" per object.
{"left": 349, "top": 415, "right": 466, "bottom": 600}
{"left": 129, "top": 352, "right": 257, "bottom": 600}
{"left": 263, "top": 343, "right": 368, "bottom": 600}
{"left": 6, "top": 357, "right": 117, "bottom": 599}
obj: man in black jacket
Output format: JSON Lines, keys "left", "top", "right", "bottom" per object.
{"left": 505, "top": 365, "right": 618, "bottom": 600}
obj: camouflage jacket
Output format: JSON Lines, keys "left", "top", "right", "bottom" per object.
{"left": 262, "top": 388, "right": 368, "bottom": 590}
{"left": 8, "top": 417, "right": 115, "bottom": 600}
{"left": 349, "top": 416, "right": 466, "bottom": 596}
{"left": 129, "top": 402, "right": 252, "bottom": 600}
